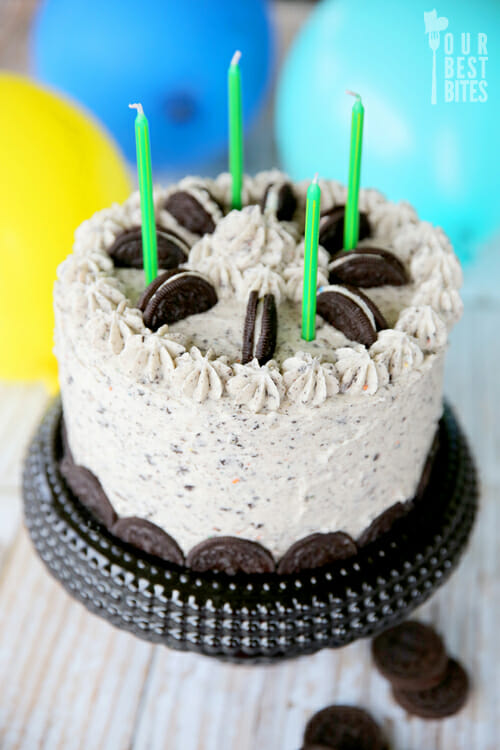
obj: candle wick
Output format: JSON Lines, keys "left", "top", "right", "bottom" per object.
{"left": 129, "top": 102, "right": 144, "bottom": 116}
{"left": 312, "top": 173, "right": 319, "bottom": 184}
{"left": 231, "top": 50, "right": 242, "bottom": 67}
{"left": 346, "top": 90, "right": 362, "bottom": 101}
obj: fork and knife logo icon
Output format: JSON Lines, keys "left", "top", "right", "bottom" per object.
{"left": 424, "top": 10, "right": 449, "bottom": 105}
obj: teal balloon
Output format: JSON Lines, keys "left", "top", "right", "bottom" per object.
{"left": 276, "top": 0, "right": 500, "bottom": 263}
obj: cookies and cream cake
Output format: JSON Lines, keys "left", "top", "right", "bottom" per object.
{"left": 53, "top": 170, "right": 463, "bottom": 574}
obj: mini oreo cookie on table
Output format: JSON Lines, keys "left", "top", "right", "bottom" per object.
{"left": 137, "top": 269, "right": 218, "bottom": 331}
{"left": 372, "top": 620, "right": 470, "bottom": 719}
{"left": 303, "top": 705, "right": 389, "bottom": 750}
{"left": 372, "top": 621, "right": 449, "bottom": 691}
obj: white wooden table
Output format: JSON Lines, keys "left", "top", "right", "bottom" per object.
{"left": 0, "top": 257, "right": 499, "bottom": 749}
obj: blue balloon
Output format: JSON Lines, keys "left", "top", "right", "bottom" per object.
{"left": 276, "top": 0, "right": 500, "bottom": 263}
{"left": 32, "top": 0, "right": 273, "bottom": 171}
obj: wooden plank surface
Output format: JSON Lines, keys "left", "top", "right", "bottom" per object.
{"left": 0, "top": 298, "right": 498, "bottom": 750}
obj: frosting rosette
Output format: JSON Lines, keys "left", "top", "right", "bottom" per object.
{"left": 396, "top": 306, "right": 447, "bottom": 353}
{"left": 173, "top": 347, "right": 231, "bottom": 401}
{"left": 334, "top": 345, "right": 389, "bottom": 395}
{"left": 283, "top": 352, "right": 339, "bottom": 406}
{"left": 369, "top": 330, "right": 424, "bottom": 382}
{"left": 227, "top": 359, "right": 285, "bottom": 413}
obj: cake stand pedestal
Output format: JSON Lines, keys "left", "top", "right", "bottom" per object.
{"left": 23, "top": 400, "right": 478, "bottom": 664}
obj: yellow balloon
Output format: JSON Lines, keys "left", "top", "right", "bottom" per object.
{"left": 0, "top": 73, "right": 132, "bottom": 390}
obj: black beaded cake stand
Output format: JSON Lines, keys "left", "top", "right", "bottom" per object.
{"left": 23, "top": 399, "right": 478, "bottom": 664}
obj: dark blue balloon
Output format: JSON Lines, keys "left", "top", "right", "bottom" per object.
{"left": 32, "top": 0, "right": 274, "bottom": 170}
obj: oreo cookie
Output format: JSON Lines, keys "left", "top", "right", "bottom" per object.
{"left": 357, "top": 502, "right": 411, "bottom": 548}
{"left": 372, "top": 621, "right": 448, "bottom": 691}
{"left": 277, "top": 532, "right": 357, "bottom": 575}
{"left": 392, "top": 658, "right": 469, "bottom": 719}
{"left": 260, "top": 182, "right": 297, "bottom": 221}
{"left": 328, "top": 246, "right": 408, "bottom": 288}
{"left": 242, "top": 291, "right": 278, "bottom": 366}
{"left": 164, "top": 190, "right": 217, "bottom": 236}
{"left": 112, "top": 517, "right": 184, "bottom": 566}
{"left": 316, "top": 285, "right": 387, "bottom": 348}
{"left": 186, "top": 536, "right": 275, "bottom": 575}
{"left": 59, "top": 454, "right": 117, "bottom": 528}
{"left": 138, "top": 269, "right": 218, "bottom": 331}
{"left": 319, "top": 206, "right": 371, "bottom": 257}
{"left": 304, "top": 705, "right": 387, "bottom": 750}
{"left": 107, "top": 226, "right": 189, "bottom": 269}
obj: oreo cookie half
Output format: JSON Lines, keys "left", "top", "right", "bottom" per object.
{"left": 107, "top": 226, "right": 189, "bottom": 269}
{"left": 59, "top": 454, "right": 117, "bottom": 528}
{"left": 304, "top": 705, "right": 387, "bottom": 750}
{"left": 138, "top": 270, "right": 218, "bottom": 331}
{"left": 372, "top": 620, "right": 449, "bottom": 691}
{"left": 316, "top": 285, "right": 387, "bottom": 348}
{"left": 112, "top": 517, "right": 184, "bottom": 566}
{"left": 357, "top": 502, "right": 411, "bottom": 548}
{"left": 186, "top": 536, "right": 275, "bottom": 575}
{"left": 242, "top": 291, "right": 278, "bottom": 366}
{"left": 392, "top": 658, "right": 469, "bottom": 719}
{"left": 164, "top": 190, "right": 217, "bottom": 236}
{"left": 260, "top": 182, "right": 297, "bottom": 221}
{"left": 319, "top": 206, "right": 371, "bottom": 257}
{"left": 329, "top": 246, "right": 408, "bottom": 288}
{"left": 277, "top": 532, "right": 357, "bottom": 575}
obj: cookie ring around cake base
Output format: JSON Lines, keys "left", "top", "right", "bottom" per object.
{"left": 23, "top": 399, "right": 478, "bottom": 664}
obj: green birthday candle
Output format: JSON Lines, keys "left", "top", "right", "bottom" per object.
{"left": 302, "top": 175, "right": 321, "bottom": 342}
{"left": 228, "top": 51, "right": 243, "bottom": 210}
{"left": 129, "top": 103, "right": 158, "bottom": 285}
{"left": 344, "top": 91, "right": 365, "bottom": 251}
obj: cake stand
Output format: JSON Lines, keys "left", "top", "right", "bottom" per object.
{"left": 23, "top": 399, "right": 478, "bottom": 664}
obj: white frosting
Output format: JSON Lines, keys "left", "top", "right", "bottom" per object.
{"left": 227, "top": 359, "right": 285, "bottom": 413}
{"left": 119, "top": 330, "right": 185, "bottom": 383}
{"left": 412, "top": 274, "right": 464, "bottom": 324}
{"left": 396, "top": 306, "right": 447, "bottom": 353}
{"left": 334, "top": 345, "right": 389, "bottom": 395}
{"left": 53, "top": 171, "right": 462, "bottom": 558}
{"left": 369, "top": 330, "right": 424, "bottom": 382}
{"left": 283, "top": 352, "right": 339, "bottom": 406}
{"left": 174, "top": 347, "right": 231, "bottom": 402}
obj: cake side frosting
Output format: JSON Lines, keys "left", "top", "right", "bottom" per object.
{"left": 54, "top": 172, "right": 463, "bottom": 560}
